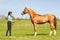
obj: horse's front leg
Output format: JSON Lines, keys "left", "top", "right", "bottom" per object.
{"left": 33, "top": 23, "right": 37, "bottom": 36}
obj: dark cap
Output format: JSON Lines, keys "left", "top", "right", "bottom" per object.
{"left": 8, "top": 11, "right": 12, "bottom": 16}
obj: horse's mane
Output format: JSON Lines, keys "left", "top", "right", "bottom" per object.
{"left": 37, "top": 14, "right": 45, "bottom": 16}
{"left": 27, "top": 8, "right": 44, "bottom": 16}
{"left": 28, "top": 8, "right": 37, "bottom": 15}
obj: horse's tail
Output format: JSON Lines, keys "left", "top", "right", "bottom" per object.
{"left": 54, "top": 16, "right": 57, "bottom": 30}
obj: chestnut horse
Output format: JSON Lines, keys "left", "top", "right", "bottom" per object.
{"left": 21, "top": 7, "right": 57, "bottom": 36}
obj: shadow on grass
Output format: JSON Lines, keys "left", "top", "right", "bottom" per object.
{"left": 0, "top": 38, "right": 2, "bottom": 39}
{"left": 26, "top": 34, "right": 48, "bottom": 36}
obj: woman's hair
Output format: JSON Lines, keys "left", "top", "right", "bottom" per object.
{"left": 8, "top": 11, "right": 12, "bottom": 16}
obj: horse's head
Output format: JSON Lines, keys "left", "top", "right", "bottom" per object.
{"left": 21, "top": 7, "right": 29, "bottom": 15}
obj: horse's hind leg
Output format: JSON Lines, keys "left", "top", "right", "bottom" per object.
{"left": 49, "top": 23, "right": 54, "bottom": 36}
{"left": 54, "top": 24, "right": 56, "bottom": 36}
{"left": 51, "top": 23, "right": 56, "bottom": 36}
{"left": 49, "top": 22, "right": 56, "bottom": 36}
{"left": 54, "top": 29, "right": 56, "bottom": 36}
{"left": 54, "top": 19, "right": 56, "bottom": 36}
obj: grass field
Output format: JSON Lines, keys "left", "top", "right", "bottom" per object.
{"left": 0, "top": 19, "right": 60, "bottom": 40}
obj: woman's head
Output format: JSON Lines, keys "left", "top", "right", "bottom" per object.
{"left": 8, "top": 11, "right": 12, "bottom": 16}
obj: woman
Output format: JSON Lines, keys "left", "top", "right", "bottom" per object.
{"left": 6, "top": 11, "right": 13, "bottom": 36}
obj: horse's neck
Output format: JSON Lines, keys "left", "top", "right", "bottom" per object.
{"left": 28, "top": 9, "right": 37, "bottom": 19}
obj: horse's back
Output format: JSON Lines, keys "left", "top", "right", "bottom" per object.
{"left": 46, "top": 14, "right": 56, "bottom": 18}
{"left": 35, "top": 14, "right": 56, "bottom": 23}
{"left": 45, "top": 14, "right": 56, "bottom": 22}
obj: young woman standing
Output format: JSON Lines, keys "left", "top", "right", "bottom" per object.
{"left": 6, "top": 11, "right": 13, "bottom": 36}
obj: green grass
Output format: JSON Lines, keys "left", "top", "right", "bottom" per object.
{"left": 0, "top": 20, "right": 60, "bottom": 40}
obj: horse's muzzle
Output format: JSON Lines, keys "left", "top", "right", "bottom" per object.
{"left": 21, "top": 12, "right": 24, "bottom": 16}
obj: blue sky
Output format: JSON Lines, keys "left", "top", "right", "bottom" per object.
{"left": 0, "top": 0, "right": 60, "bottom": 19}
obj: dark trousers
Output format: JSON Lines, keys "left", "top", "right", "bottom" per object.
{"left": 6, "top": 21, "right": 12, "bottom": 36}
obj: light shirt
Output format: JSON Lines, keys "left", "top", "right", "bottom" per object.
{"left": 8, "top": 15, "right": 12, "bottom": 21}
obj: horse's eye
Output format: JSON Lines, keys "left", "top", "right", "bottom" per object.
{"left": 25, "top": 10, "right": 26, "bottom": 11}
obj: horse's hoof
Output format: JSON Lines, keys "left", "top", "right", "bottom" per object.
{"left": 34, "top": 32, "right": 37, "bottom": 37}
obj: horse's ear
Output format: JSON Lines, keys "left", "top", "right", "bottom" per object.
{"left": 25, "top": 7, "right": 27, "bottom": 9}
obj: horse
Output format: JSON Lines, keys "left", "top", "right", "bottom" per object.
{"left": 21, "top": 7, "right": 57, "bottom": 36}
